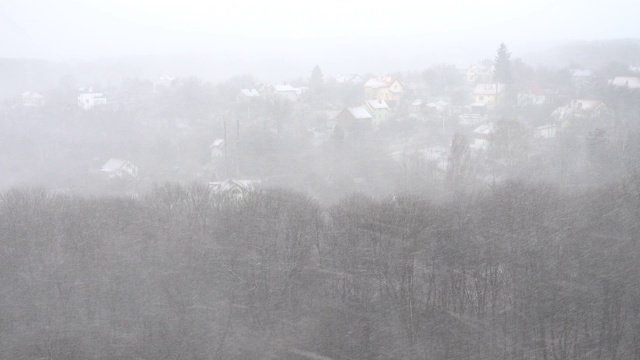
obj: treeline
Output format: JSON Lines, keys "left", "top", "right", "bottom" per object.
{"left": 1, "top": 181, "right": 640, "bottom": 359}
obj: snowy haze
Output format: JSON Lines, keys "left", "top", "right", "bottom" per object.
{"left": 4, "top": 1, "right": 640, "bottom": 359}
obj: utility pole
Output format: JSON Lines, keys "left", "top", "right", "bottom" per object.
{"left": 236, "top": 111, "right": 240, "bottom": 178}
{"left": 224, "top": 120, "right": 229, "bottom": 178}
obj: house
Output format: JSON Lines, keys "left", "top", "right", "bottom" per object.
{"left": 552, "top": 99, "right": 611, "bottom": 130}
{"left": 534, "top": 124, "right": 557, "bottom": 139}
{"left": 363, "top": 99, "right": 390, "bottom": 127}
{"left": 363, "top": 77, "right": 404, "bottom": 102}
{"left": 474, "top": 83, "right": 505, "bottom": 110}
{"left": 518, "top": 83, "right": 546, "bottom": 106}
{"left": 426, "top": 100, "right": 450, "bottom": 114}
{"left": 364, "top": 78, "right": 386, "bottom": 99}
{"left": 467, "top": 61, "right": 494, "bottom": 83}
{"left": 210, "top": 139, "right": 225, "bottom": 159}
{"left": 471, "top": 122, "right": 497, "bottom": 150}
{"left": 336, "top": 74, "right": 364, "bottom": 84}
{"left": 208, "top": 179, "right": 258, "bottom": 201}
{"left": 608, "top": 77, "right": 640, "bottom": 89}
{"left": 240, "top": 89, "right": 260, "bottom": 98}
{"left": 237, "top": 89, "right": 261, "bottom": 104}
{"left": 100, "top": 158, "right": 138, "bottom": 179}
{"left": 570, "top": 69, "right": 594, "bottom": 87}
{"left": 78, "top": 91, "right": 107, "bottom": 110}
{"left": 273, "top": 84, "right": 304, "bottom": 102}
{"left": 21, "top": 91, "right": 45, "bottom": 107}
{"left": 409, "top": 99, "right": 423, "bottom": 115}
{"left": 334, "top": 106, "right": 373, "bottom": 138}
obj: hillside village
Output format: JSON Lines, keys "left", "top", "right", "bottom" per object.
{"left": 2, "top": 44, "right": 640, "bottom": 199}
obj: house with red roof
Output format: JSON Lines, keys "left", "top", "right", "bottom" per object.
{"left": 518, "top": 83, "right": 546, "bottom": 106}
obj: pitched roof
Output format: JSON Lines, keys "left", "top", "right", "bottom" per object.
{"left": 209, "top": 179, "right": 257, "bottom": 194}
{"left": 364, "top": 78, "right": 388, "bottom": 89}
{"left": 274, "top": 84, "right": 298, "bottom": 92}
{"left": 101, "top": 158, "right": 129, "bottom": 172}
{"left": 336, "top": 74, "right": 364, "bottom": 83}
{"left": 473, "top": 123, "right": 497, "bottom": 135}
{"left": 574, "top": 99, "right": 604, "bottom": 110}
{"left": 364, "top": 99, "right": 390, "bottom": 110}
{"left": 22, "top": 91, "right": 44, "bottom": 99}
{"left": 240, "top": 89, "right": 260, "bottom": 97}
{"left": 609, "top": 77, "right": 640, "bottom": 89}
{"left": 347, "top": 107, "right": 372, "bottom": 119}
{"left": 210, "top": 139, "right": 225, "bottom": 149}
{"left": 527, "top": 83, "right": 545, "bottom": 96}
{"left": 571, "top": 69, "right": 593, "bottom": 77}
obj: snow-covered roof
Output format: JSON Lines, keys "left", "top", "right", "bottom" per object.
{"left": 274, "top": 84, "right": 298, "bottom": 92}
{"left": 78, "top": 92, "right": 105, "bottom": 99}
{"left": 574, "top": 99, "right": 604, "bottom": 110}
{"left": 336, "top": 74, "right": 364, "bottom": 83}
{"left": 209, "top": 179, "right": 258, "bottom": 194}
{"left": 536, "top": 123, "right": 557, "bottom": 130}
{"left": 474, "top": 83, "right": 505, "bottom": 95}
{"left": 210, "top": 139, "right": 225, "bottom": 148}
{"left": 348, "top": 107, "right": 372, "bottom": 119}
{"left": 473, "top": 123, "right": 497, "bottom": 135}
{"left": 571, "top": 69, "right": 593, "bottom": 77}
{"left": 240, "top": 89, "right": 260, "bottom": 97}
{"left": 364, "top": 99, "right": 390, "bottom": 110}
{"left": 364, "top": 78, "right": 388, "bottom": 89}
{"left": 609, "top": 77, "right": 640, "bottom": 89}
{"left": 411, "top": 99, "right": 423, "bottom": 106}
{"left": 22, "top": 91, "right": 44, "bottom": 99}
{"left": 101, "top": 158, "right": 130, "bottom": 172}
{"left": 527, "top": 83, "right": 545, "bottom": 96}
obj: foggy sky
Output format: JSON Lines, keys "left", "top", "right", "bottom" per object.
{"left": 2, "top": 0, "right": 638, "bottom": 59}
{"left": 1, "top": 0, "right": 639, "bottom": 82}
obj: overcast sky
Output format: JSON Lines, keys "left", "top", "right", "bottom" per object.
{"left": 1, "top": 0, "right": 638, "bottom": 60}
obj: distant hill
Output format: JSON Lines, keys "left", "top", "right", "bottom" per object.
{"left": 523, "top": 38, "right": 640, "bottom": 69}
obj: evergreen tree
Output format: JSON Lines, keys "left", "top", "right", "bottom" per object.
{"left": 309, "top": 65, "right": 324, "bottom": 105}
{"left": 493, "top": 43, "right": 512, "bottom": 84}
{"left": 310, "top": 65, "right": 324, "bottom": 92}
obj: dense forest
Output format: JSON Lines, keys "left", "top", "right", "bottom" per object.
{"left": 2, "top": 179, "right": 639, "bottom": 360}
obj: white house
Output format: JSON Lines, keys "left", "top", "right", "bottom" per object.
{"left": 21, "top": 91, "right": 45, "bottom": 107}
{"left": 467, "top": 61, "right": 494, "bottom": 83}
{"left": 240, "top": 89, "right": 260, "bottom": 98}
{"left": 471, "top": 122, "right": 497, "bottom": 150}
{"left": 210, "top": 139, "right": 225, "bottom": 159}
{"left": 608, "top": 77, "right": 640, "bottom": 89}
{"left": 363, "top": 99, "right": 390, "bottom": 127}
{"left": 100, "top": 158, "right": 138, "bottom": 179}
{"left": 208, "top": 179, "right": 259, "bottom": 201}
{"left": 78, "top": 92, "right": 107, "bottom": 110}
{"left": 336, "top": 74, "right": 364, "bottom": 84}
{"left": 273, "top": 84, "right": 303, "bottom": 102}
{"left": 534, "top": 124, "right": 557, "bottom": 139}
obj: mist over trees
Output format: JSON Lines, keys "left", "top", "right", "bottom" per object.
{"left": 1, "top": 180, "right": 640, "bottom": 359}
